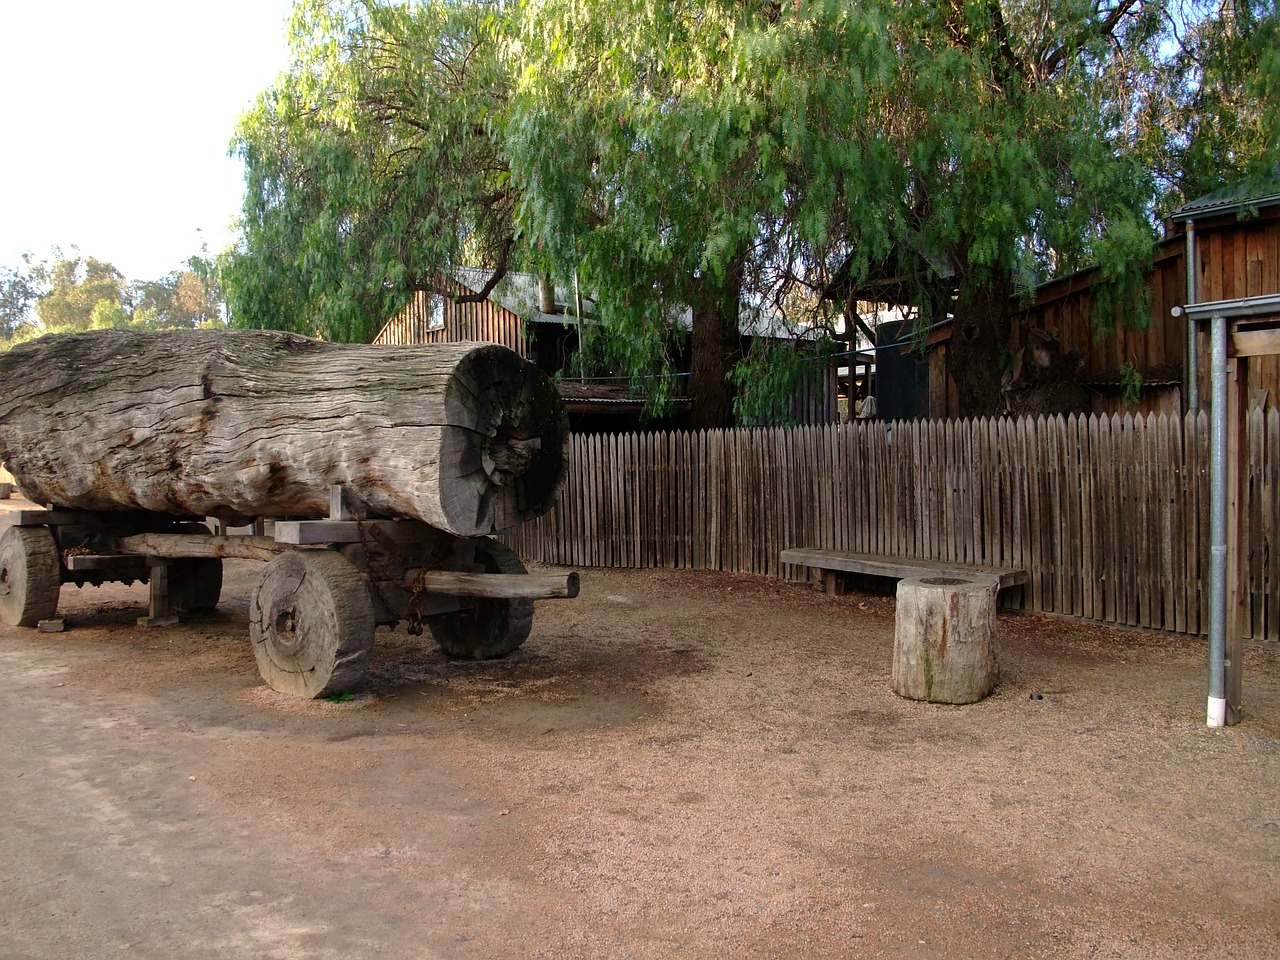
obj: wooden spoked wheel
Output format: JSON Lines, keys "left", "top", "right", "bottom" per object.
{"left": 0, "top": 526, "right": 62, "bottom": 627}
{"left": 168, "top": 523, "right": 223, "bottom": 613}
{"left": 427, "top": 538, "right": 533, "bottom": 659}
{"left": 249, "top": 550, "right": 375, "bottom": 698}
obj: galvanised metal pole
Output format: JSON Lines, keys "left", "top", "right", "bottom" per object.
{"left": 1185, "top": 220, "right": 1199, "bottom": 414}
{"left": 1207, "top": 312, "right": 1227, "bottom": 727}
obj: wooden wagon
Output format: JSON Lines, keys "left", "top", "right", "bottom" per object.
{"left": 0, "top": 330, "right": 577, "bottom": 697}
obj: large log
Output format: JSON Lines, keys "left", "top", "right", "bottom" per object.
{"left": 0, "top": 330, "right": 567, "bottom": 537}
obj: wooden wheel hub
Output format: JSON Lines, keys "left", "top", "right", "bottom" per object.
{"left": 272, "top": 608, "right": 302, "bottom": 653}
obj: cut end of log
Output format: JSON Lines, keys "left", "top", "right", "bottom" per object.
{"left": 440, "top": 343, "right": 568, "bottom": 535}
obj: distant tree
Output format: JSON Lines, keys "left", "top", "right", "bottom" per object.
{"left": 0, "top": 248, "right": 227, "bottom": 348}
{"left": 186, "top": 252, "right": 228, "bottom": 328}
{"left": 36, "top": 252, "right": 133, "bottom": 333}
{"left": 134, "top": 267, "right": 224, "bottom": 329}
{"left": 0, "top": 254, "right": 45, "bottom": 340}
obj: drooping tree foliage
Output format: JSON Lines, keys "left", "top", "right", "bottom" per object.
{"left": 228, "top": 0, "right": 1278, "bottom": 423}
{"left": 227, "top": 0, "right": 521, "bottom": 343}
{"left": 1137, "top": 0, "right": 1280, "bottom": 212}
{"left": 509, "top": 0, "right": 904, "bottom": 426}
{"left": 869, "top": 0, "right": 1166, "bottom": 414}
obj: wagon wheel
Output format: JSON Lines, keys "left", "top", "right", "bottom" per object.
{"left": 426, "top": 538, "right": 533, "bottom": 660}
{"left": 249, "top": 550, "right": 375, "bottom": 698}
{"left": 168, "top": 522, "right": 223, "bottom": 613}
{"left": 0, "top": 526, "right": 62, "bottom": 627}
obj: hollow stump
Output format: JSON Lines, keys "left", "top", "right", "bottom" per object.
{"left": 892, "top": 575, "right": 999, "bottom": 704}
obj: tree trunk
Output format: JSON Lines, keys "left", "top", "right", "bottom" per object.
{"left": 687, "top": 268, "right": 744, "bottom": 430}
{"left": 945, "top": 274, "right": 1013, "bottom": 417}
{"left": 0, "top": 330, "right": 567, "bottom": 536}
{"left": 946, "top": 270, "right": 1090, "bottom": 417}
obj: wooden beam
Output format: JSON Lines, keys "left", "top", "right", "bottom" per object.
{"left": 65, "top": 555, "right": 152, "bottom": 575}
{"left": 849, "top": 311, "right": 879, "bottom": 349}
{"left": 416, "top": 570, "right": 579, "bottom": 601}
{"left": 1230, "top": 328, "right": 1280, "bottom": 357}
{"left": 0, "top": 505, "right": 104, "bottom": 528}
{"left": 113, "top": 533, "right": 284, "bottom": 563}
{"left": 273, "top": 519, "right": 439, "bottom": 545}
{"left": 138, "top": 562, "right": 180, "bottom": 628}
{"left": 779, "top": 547, "right": 1027, "bottom": 590}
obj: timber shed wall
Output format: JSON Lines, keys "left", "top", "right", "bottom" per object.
{"left": 374, "top": 278, "right": 529, "bottom": 356}
{"left": 926, "top": 209, "right": 1280, "bottom": 417}
{"left": 1189, "top": 205, "right": 1280, "bottom": 407}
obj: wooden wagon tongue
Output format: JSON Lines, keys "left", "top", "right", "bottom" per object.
{"left": 0, "top": 329, "right": 568, "bottom": 537}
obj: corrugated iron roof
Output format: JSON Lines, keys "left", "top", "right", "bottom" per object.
{"left": 1171, "top": 174, "right": 1280, "bottom": 221}
{"left": 451, "top": 267, "right": 596, "bottom": 325}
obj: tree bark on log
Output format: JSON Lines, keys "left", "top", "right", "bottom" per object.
{"left": 892, "top": 575, "right": 999, "bottom": 704}
{"left": 0, "top": 330, "right": 567, "bottom": 537}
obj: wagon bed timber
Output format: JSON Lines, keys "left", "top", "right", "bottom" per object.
{"left": 779, "top": 547, "right": 1027, "bottom": 596}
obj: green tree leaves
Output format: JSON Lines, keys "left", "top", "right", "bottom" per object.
{"left": 225, "top": 0, "right": 1276, "bottom": 420}
{"left": 35, "top": 254, "right": 131, "bottom": 332}
{"left": 1137, "top": 0, "right": 1280, "bottom": 213}
{"left": 0, "top": 249, "right": 226, "bottom": 347}
{"left": 228, "top": 0, "right": 521, "bottom": 343}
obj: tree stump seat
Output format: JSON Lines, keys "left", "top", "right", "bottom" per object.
{"left": 892, "top": 574, "right": 999, "bottom": 704}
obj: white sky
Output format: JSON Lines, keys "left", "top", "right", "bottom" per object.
{"left": 0, "top": 0, "right": 296, "bottom": 281}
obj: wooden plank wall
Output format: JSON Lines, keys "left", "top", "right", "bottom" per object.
{"left": 932, "top": 219, "right": 1280, "bottom": 416}
{"left": 1193, "top": 210, "right": 1280, "bottom": 407}
{"left": 507, "top": 411, "right": 1280, "bottom": 641}
{"left": 929, "top": 237, "right": 1192, "bottom": 419}
{"left": 373, "top": 281, "right": 529, "bottom": 356}
{"left": 1008, "top": 239, "right": 1189, "bottom": 385}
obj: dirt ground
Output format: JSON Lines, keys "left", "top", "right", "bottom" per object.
{"left": 2, "top": 560, "right": 1278, "bottom": 960}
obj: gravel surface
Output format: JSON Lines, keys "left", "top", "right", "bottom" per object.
{"left": 2, "top": 560, "right": 1278, "bottom": 959}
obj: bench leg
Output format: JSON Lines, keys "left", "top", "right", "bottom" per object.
{"left": 822, "top": 571, "right": 848, "bottom": 596}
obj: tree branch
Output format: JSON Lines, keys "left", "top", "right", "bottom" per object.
{"left": 451, "top": 235, "right": 514, "bottom": 304}
{"left": 1040, "top": 0, "right": 1141, "bottom": 79}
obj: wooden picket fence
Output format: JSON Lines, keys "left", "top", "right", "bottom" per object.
{"left": 508, "top": 410, "right": 1280, "bottom": 640}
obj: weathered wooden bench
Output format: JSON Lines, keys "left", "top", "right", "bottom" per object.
{"left": 779, "top": 548, "right": 1028, "bottom": 596}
